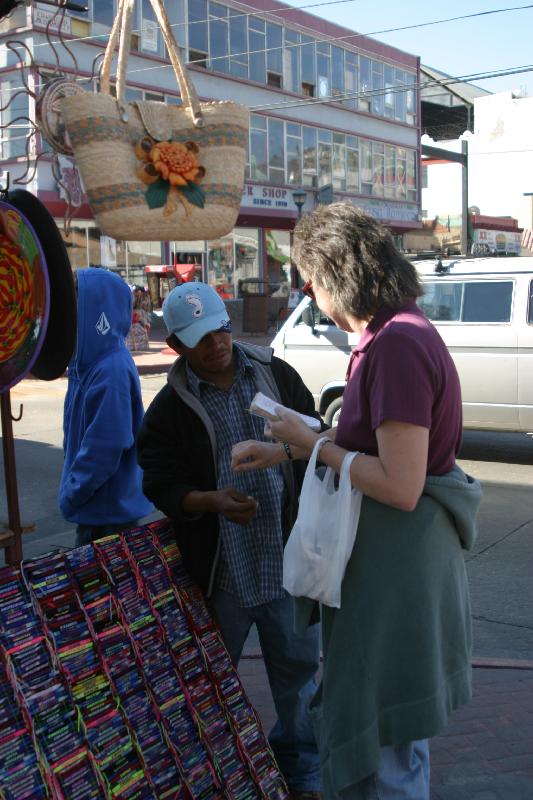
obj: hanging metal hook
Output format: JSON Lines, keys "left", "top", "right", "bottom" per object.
{"left": 11, "top": 404, "right": 23, "bottom": 422}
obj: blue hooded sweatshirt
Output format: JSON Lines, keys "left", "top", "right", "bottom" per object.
{"left": 59, "top": 268, "right": 153, "bottom": 525}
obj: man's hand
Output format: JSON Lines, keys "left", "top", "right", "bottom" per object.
{"left": 231, "top": 441, "right": 283, "bottom": 472}
{"left": 215, "top": 488, "right": 258, "bottom": 524}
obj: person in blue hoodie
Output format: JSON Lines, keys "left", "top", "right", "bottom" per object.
{"left": 59, "top": 268, "right": 153, "bottom": 546}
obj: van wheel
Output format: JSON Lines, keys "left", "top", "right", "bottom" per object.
{"left": 324, "top": 397, "right": 343, "bottom": 426}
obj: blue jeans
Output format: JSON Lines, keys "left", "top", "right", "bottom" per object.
{"left": 338, "top": 740, "right": 430, "bottom": 800}
{"left": 75, "top": 521, "right": 138, "bottom": 547}
{"left": 209, "top": 587, "right": 321, "bottom": 793}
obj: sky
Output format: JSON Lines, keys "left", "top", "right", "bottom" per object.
{"left": 290, "top": 0, "right": 533, "bottom": 97}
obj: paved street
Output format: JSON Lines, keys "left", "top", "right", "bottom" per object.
{"left": 1, "top": 372, "right": 533, "bottom": 798}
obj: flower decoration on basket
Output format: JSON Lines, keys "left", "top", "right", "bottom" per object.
{"left": 135, "top": 135, "right": 206, "bottom": 217}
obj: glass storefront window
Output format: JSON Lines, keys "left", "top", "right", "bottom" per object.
{"left": 207, "top": 228, "right": 260, "bottom": 299}
{"left": 266, "top": 229, "right": 290, "bottom": 298}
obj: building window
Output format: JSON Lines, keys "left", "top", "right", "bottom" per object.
{"left": 249, "top": 114, "right": 268, "bottom": 181}
{"left": 229, "top": 9, "right": 248, "bottom": 78}
{"left": 0, "top": 79, "right": 30, "bottom": 160}
{"left": 300, "top": 35, "right": 316, "bottom": 94}
{"left": 247, "top": 114, "right": 417, "bottom": 201}
{"left": 318, "top": 129, "right": 332, "bottom": 187}
{"left": 209, "top": 2, "right": 229, "bottom": 73}
{"left": 316, "top": 42, "right": 330, "bottom": 98}
{"left": 302, "top": 126, "right": 317, "bottom": 187}
{"left": 284, "top": 29, "right": 300, "bottom": 93}
{"left": 249, "top": 16, "right": 266, "bottom": 84}
{"left": 268, "top": 118, "right": 285, "bottom": 185}
{"left": 359, "top": 57, "right": 371, "bottom": 112}
{"left": 371, "top": 61, "right": 384, "bottom": 116}
{"left": 346, "top": 136, "right": 359, "bottom": 192}
{"left": 332, "top": 133, "right": 346, "bottom": 191}
{"left": 189, "top": 0, "right": 208, "bottom": 56}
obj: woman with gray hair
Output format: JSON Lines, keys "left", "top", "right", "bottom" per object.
{"left": 232, "top": 203, "right": 481, "bottom": 800}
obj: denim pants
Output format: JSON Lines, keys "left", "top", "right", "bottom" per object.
{"left": 75, "top": 521, "right": 138, "bottom": 547}
{"left": 209, "top": 587, "right": 321, "bottom": 793}
{"left": 337, "top": 740, "right": 430, "bottom": 800}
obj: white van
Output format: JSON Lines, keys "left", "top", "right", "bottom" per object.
{"left": 270, "top": 257, "right": 533, "bottom": 432}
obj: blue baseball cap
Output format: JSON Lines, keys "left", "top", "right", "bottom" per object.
{"left": 162, "top": 282, "right": 231, "bottom": 348}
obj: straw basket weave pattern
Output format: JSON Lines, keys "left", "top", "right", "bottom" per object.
{"left": 61, "top": 94, "right": 249, "bottom": 241}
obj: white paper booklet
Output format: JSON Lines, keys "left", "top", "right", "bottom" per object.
{"left": 249, "top": 392, "right": 322, "bottom": 431}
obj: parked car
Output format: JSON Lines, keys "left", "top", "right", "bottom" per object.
{"left": 270, "top": 257, "right": 533, "bottom": 432}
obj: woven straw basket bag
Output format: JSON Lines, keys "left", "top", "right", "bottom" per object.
{"left": 61, "top": 0, "right": 249, "bottom": 241}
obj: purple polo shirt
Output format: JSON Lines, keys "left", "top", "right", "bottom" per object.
{"left": 335, "top": 301, "right": 462, "bottom": 475}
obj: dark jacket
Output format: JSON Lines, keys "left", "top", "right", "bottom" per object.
{"left": 138, "top": 342, "right": 323, "bottom": 594}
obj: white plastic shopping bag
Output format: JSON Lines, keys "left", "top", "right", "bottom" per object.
{"left": 283, "top": 437, "right": 363, "bottom": 608}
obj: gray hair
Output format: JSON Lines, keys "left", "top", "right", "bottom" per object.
{"left": 293, "top": 203, "right": 422, "bottom": 319}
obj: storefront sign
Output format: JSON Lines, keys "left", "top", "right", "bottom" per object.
{"left": 354, "top": 198, "right": 419, "bottom": 223}
{"left": 472, "top": 228, "right": 522, "bottom": 255}
{"left": 34, "top": 7, "right": 72, "bottom": 32}
{"left": 241, "top": 184, "right": 313, "bottom": 213}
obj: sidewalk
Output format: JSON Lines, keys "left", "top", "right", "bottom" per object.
{"left": 239, "top": 653, "right": 533, "bottom": 800}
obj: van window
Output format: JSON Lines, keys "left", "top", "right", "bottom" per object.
{"left": 420, "top": 280, "right": 514, "bottom": 323}
{"left": 462, "top": 281, "right": 513, "bottom": 322}
{"left": 418, "top": 282, "right": 462, "bottom": 321}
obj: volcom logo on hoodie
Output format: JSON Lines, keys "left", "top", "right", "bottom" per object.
{"left": 95, "top": 312, "right": 111, "bottom": 336}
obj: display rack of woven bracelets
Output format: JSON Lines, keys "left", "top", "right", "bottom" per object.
{"left": 0, "top": 518, "right": 291, "bottom": 799}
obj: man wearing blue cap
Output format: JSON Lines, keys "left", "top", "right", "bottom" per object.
{"left": 138, "top": 282, "right": 323, "bottom": 799}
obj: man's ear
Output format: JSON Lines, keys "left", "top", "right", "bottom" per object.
{"left": 166, "top": 334, "right": 183, "bottom": 355}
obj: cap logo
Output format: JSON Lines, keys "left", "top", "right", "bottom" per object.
{"left": 95, "top": 312, "right": 110, "bottom": 336}
{"left": 186, "top": 294, "right": 203, "bottom": 318}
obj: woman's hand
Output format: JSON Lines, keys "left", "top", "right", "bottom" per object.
{"left": 231, "top": 441, "right": 283, "bottom": 472}
{"left": 268, "top": 408, "right": 319, "bottom": 457}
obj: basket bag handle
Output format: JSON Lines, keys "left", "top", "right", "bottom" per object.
{"left": 100, "top": 0, "right": 205, "bottom": 128}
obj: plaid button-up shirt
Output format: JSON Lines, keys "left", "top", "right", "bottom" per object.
{"left": 186, "top": 346, "right": 285, "bottom": 607}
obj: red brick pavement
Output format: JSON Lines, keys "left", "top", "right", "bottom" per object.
{"left": 239, "top": 657, "right": 533, "bottom": 800}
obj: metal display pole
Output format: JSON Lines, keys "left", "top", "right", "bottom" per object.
{"left": 0, "top": 391, "right": 24, "bottom": 564}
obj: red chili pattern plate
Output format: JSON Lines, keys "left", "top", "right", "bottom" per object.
{"left": 0, "top": 200, "right": 50, "bottom": 393}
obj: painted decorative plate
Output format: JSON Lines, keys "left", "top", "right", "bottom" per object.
{"left": 0, "top": 199, "right": 50, "bottom": 393}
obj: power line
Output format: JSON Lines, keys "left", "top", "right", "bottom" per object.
{"left": 250, "top": 64, "right": 533, "bottom": 113}
{"left": 28, "top": 1, "right": 533, "bottom": 80}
